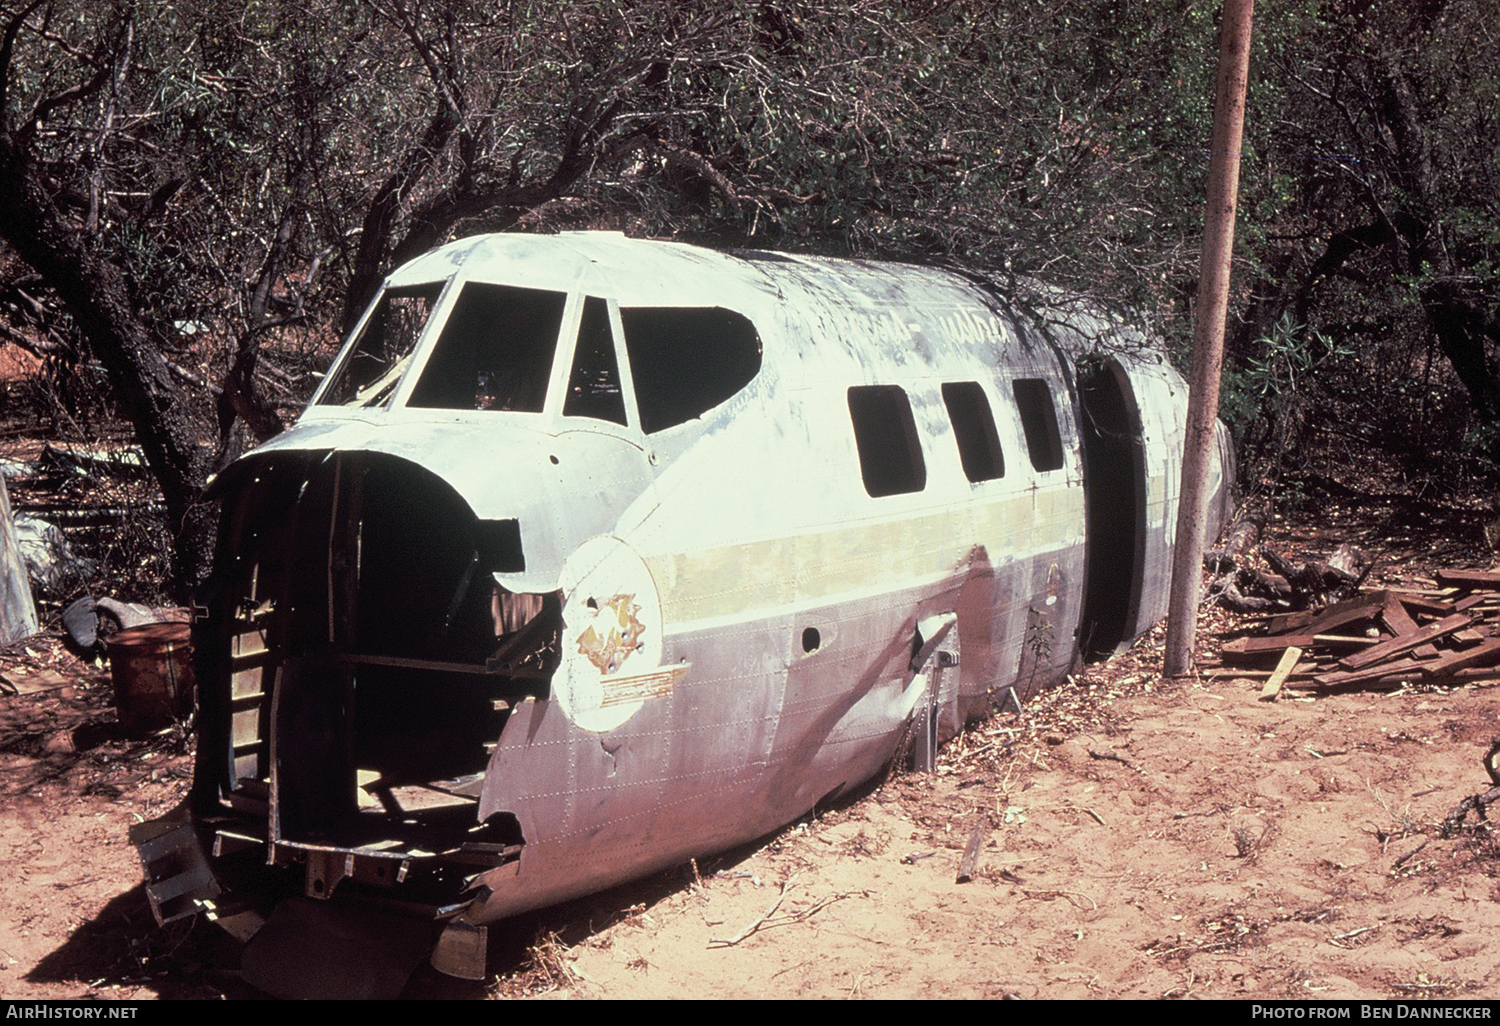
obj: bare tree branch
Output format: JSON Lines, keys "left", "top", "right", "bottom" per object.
{"left": 0, "top": 0, "right": 48, "bottom": 139}
{"left": 15, "top": 11, "right": 128, "bottom": 149}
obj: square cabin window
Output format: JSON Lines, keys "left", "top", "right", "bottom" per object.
{"left": 619, "top": 307, "right": 762, "bottom": 433}
{"left": 848, "top": 385, "right": 926, "bottom": 497}
{"left": 1013, "top": 378, "right": 1064, "bottom": 472}
{"left": 941, "top": 381, "right": 1005, "bottom": 483}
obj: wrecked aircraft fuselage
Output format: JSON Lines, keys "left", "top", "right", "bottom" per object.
{"left": 133, "top": 232, "right": 1232, "bottom": 981}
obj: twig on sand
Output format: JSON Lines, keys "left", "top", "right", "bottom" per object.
{"left": 1064, "top": 805, "right": 1106, "bottom": 826}
{"left": 1163, "top": 970, "right": 1197, "bottom": 1000}
{"left": 1392, "top": 838, "right": 1430, "bottom": 867}
{"left": 708, "top": 875, "right": 857, "bottom": 947}
{"left": 771, "top": 958, "right": 815, "bottom": 980}
{"left": 710, "top": 875, "right": 795, "bottom": 947}
{"left": 1020, "top": 887, "right": 1098, "bottom": 910}
{"left": 1329, "top": 925, "right": 1379, "bottom": 947}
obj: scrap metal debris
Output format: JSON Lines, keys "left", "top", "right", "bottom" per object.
{"left": 60, "top": 595, "right": 185, "bottom": 651}
{"left": 14, "top": 514, "right": 97, "bottom": 596}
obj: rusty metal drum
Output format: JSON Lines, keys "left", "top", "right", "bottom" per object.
{"left": 107, "top": 622, "right": 193, "bottom": 733}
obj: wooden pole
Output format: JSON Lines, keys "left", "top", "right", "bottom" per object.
{"left": 1163, "top": 0, "right": 1255, "bottom": 677}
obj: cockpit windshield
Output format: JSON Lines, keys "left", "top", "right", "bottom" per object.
{"left": 315, "top": 276, "right": 760, "bottom": 426}
{"left": 408, "top": 283, "right": 566, "bottom": 412}
{"left": 318, "top": 283, "right": 443, "bottom": 407}
{"left": 317, "top": 280, "right": 568, "bottom": 412}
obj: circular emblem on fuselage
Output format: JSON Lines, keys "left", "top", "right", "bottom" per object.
{"left": 554, "top": 536, "right": 664, "bottom": 733}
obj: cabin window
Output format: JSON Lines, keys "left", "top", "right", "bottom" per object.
{"left": 942, "top": 382, "right": 1006, "bottom": 482}
{"left": 407, "top": 283, "right": 566, "bottom": 412}
{"left": 618, "top": 307, "right": 762, "bottom": 433}
{"left": 319, "top": 283, "right": 443, "bottom": 407}
{"left": 1013, "top": 378, "right": 1064, "bottom": 472}
{"left": 563, "top": 297, "right": 628, "bottom": 425}
{"left": 847, "top": 385, "right": 926, "bottom": 497}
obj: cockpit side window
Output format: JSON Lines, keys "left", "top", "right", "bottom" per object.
{"left": 618, "top": 307, "right": 761, "bottom": 433}
{"left": 319, "top": 283, "right": 443, "bottom": 407}
{"left": 563, "top": 297, "right": 628, "bottom": 425}
{"left": 407, "top": 283, "right": 566, "bottom": 412}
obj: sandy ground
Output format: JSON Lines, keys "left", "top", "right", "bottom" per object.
{"left": 531, "top": 662, "right": 1500, "bottom": 1000}
{"left": 2, "top": 497, "right": 1499, "bottom": 1000}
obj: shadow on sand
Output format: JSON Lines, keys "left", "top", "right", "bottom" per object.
{"left": 27, "top": 770, "right": 892, "bottom": 998}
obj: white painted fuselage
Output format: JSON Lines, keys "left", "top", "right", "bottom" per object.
{"left": 140, "top": 233, "right": 1231, "bottom": 963}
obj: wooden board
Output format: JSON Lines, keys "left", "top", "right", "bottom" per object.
{"left": 1314, "top": 656, "right": 1426, "bottom": 688}
{"left": 1311, "top": 634, "right": 1382, "bottom": 649}
{"left": 1381, "top": 596, "right": 1439, "bottom": 659}
{"left": 1221, "top": 634, "right": 1318, "bottom": 666}
{"left": 1263, "top": 591, "right": 1388, "bottom": 637}
{"left": 1259, "top": 647, "right": 1303, "bottom": 702}
{"left": 1419, "top": 637, "right": 1500, "bottom": 678}
{"left": 1338, "top": 613, "right": 1475, "bottom": 671}
{"left": 1435, "top": 568, "right": 1500, "bottom": 589}
{"left": 1417, "top": 667, "right": 1500, "bottom": 686}
{"left": 1394, "top": 592, "right": 1460, "bottom": 616}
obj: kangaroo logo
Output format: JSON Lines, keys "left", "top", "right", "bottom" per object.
{"left": 576, "top": 594, "right": 646, "bottom": 674}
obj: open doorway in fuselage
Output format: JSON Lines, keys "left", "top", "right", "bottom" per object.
{"left": 1077, "top": 357, "right": 1147, "bottom": 659}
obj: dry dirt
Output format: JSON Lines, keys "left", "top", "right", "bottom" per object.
{"left": 2, "top": 486, "right": 1500, "bottom": 1001}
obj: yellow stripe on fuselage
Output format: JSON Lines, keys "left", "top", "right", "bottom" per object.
{"left": 645, "top": 485, "right": 1082, "bottom": 628}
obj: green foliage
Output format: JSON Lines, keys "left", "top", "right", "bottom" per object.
{"left": 0, "top": 0, "right": 1497, "bottom": 516}
{"left": 1220, "top": 314, "right": 1354, "bottom": 463}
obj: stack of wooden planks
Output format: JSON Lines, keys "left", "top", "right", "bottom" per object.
{"left": 1206, "top": 569, "right": 1500, "bottom": 700}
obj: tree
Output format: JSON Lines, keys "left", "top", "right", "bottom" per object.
{"left": 0, "top": 0, "right": 1496, "bottom": 600}
{"left": 1227, "top": 0, "right": 1500, "bottom": 469}
{"left": 0, "top": 0, "right": 779, "bottom": 594}
{"left": 0, "top": 0, "right": 219, "bottom": 594}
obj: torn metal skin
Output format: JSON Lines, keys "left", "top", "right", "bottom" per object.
{"left": 132, "top": 232, "right": 1232, "bottom": 982}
